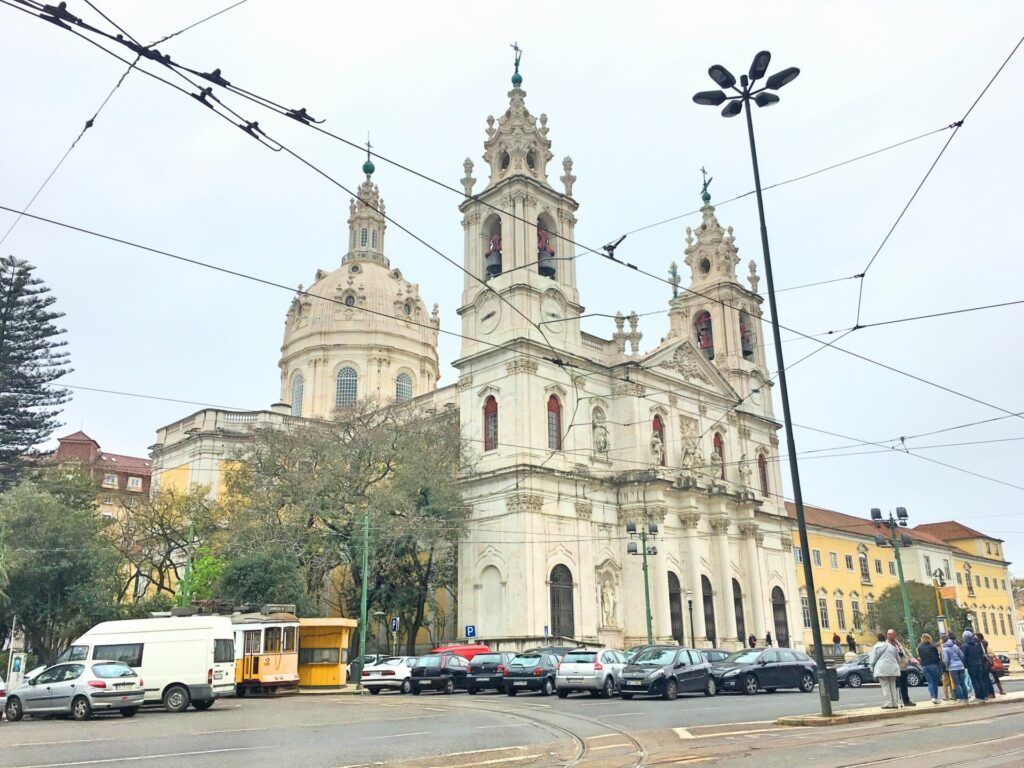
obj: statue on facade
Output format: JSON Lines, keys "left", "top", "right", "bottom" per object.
{"left": 593, "top": 422, "right": 610, "bottom": 457}
{"left": 601, "top": 580, "right": 616, "bottom": 627}
{"left": 680, "top": 443, "right": 699, "bottom": 480}
{"left": 708, "top": 449, "right": 723, "bottom": 483}
{"left": 738, "top": 453, "right": 753, "bottom": 488}
{"left": 650, "top": 430, "right": 664, "bottom": 467}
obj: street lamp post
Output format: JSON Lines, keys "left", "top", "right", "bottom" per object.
{"left": 686, "top": 590, "right": 696, "bottom": 648}
{"left": 871, "top": 507, "right": 916, "bottom": 644}
{"left": 627, "top": 520, "right": 659, "bottom": 646}
{"left": 931, "top": 568, "right": 953, "bottom": 700}
{"left": 693, "top": 51, "right": 832, "bottom": 717}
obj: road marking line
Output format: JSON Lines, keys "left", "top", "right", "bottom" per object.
{"left": 420, "top": 706, "right": 449, "bottom": 712}
{"left": 359, "top": 731, "right": 429, "bottom": 741}
{"left": 421, "top": 756, "right": 539, "bottom": 768}
{"left": 424, "top": 747, "right": 529, "bottom": 759}
{"left": 675, "top": 727, "right": 694, "bottom": 739}
{"left": 589, "top": 744, "right": 634, "bottom": 751}
{"left": 476, "top": 722, "right": 529, "bottom": 729}
{"left": 586, "top": 734, "right": 623, "bottom": 740}
{"left": 597, "top": 711, "right": 643, "bottom": 718}
{"left": 8, "top": 747, "right": 254, "bottom": 768}
{"left": 5, "top": 739, "right": 114, "bottom": 749}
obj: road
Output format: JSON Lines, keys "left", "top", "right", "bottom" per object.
{"left": 2, "top": 680, "right": 1022, "bottom": 768}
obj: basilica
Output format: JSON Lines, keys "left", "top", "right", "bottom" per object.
{"left": 151, "top": 65, "right": 801, "bottom": 651}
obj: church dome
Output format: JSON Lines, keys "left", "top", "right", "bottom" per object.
{"left": 279, "top": 170, "right": 440, "bottom": 418}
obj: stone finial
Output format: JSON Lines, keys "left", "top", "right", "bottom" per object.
{"left": 612, "top": 311, "right": 627, "bottom": 353}
{"left": 669, "top": 261, "right": 680, "bottom": 298}
{"left": 560, "top": 156, "right": 576, "bottom": 197}
{"left": 748, "top": 260, "right": 760, "bottom": 293}
{"left": 431, "top": 303, "right": 440, "bottom": 327}
{"left": 626, "top": 311, "right": 642, "bottom": 355}
{"left": 461, "top": 158, "right": 476, "bottom": 196}
{"left": 539, "top": 113, "right": 549, "bottom": 137}
{"left": 485, "top": 115, "right": 496, "bottom": 139}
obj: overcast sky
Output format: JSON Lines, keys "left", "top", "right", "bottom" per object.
{"left": 2, "top": 2, "right": 1022, "bottom": 568}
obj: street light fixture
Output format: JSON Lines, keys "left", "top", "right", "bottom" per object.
{"left": 628, "top": 520, "right": 659, "bottom": 646}
{"left": 873, "top": 507, "right": 916, "bottom": 644}
{"left": 691, "top": 50, "right": 829, "bottom": 716}
{"left": 685, "top": 588, "right": 696, "bottom": 649}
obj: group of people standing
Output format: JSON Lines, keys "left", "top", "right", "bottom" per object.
{"left": 869, "top": 627, "right": 1003, "bottom": 708}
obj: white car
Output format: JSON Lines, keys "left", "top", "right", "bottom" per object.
{"left": 361, "top": 656, "right": 417, "bottom": 694}
{"left": 556, "top": 648, "right": 627, "bottom": 698}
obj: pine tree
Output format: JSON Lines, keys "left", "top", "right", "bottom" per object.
{"left": 0, "top": 255, "right": 71, "bottom": 489}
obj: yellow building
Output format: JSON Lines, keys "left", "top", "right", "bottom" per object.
{"left": 787, "top": 504, "right": 1016, "bottom": 659}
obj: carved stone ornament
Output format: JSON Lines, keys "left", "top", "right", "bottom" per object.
{"left": 612, "top": 381, "right": 646, "bottom": 397}
{"left": 457, "top": 375, "right": 474, "bottom": 391}
{"left": 769, "top": 435, "right": 780, "bottom": 447}
{"left": 710, "top": 516, "right": 731, "bottom": 533}
{"left": 600, "top": 577, "right": 617, "bottom": 627}
{"left": 780, "top": 534, "right": 794, "bottom": 548}
{"left": 506, "top": 493, "right": 543, "bottom": 515}
{"left": 506, "top": 358, "right": 539, "bottom": 375}
{"left": 679, "top": 511, "right": 701, "bottom": 529}
{"left": 646, "top": 505, "right": 667, "bottom": 523}
{"left": 739, "top": 522, "right": 759, "bottom": 538}
{"left": 575, "top": 501, "right": 593, "bottom": 520}
{"left": 659, "top": 344, "right": 711, "bottom": 384}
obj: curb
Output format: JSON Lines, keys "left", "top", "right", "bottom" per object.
{"left": 776, "top": 691, "right": 1024, "bottom": 727}
{"left": 298, "top": 686, "right": 366, "bottom": 695}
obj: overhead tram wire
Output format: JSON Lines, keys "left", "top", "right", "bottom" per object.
{"left": 853, "top": 32, "right": 1024, "bottom": 325}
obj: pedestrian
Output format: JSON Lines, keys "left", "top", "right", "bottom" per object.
{"left": 846, "top": 632, "right": 857, "bottom": 653}
{"left": 917, "top": 633, "right": 943, "bottom": 705}
{"left": 765, "top": 631, "right": 773, "bottom": 647}
{"left": 962, "top": 630, "right": 992, "bottom": 702}
{"left": 942, "top": 634, "right": 968, "bottom": 703}
{"left": 747, "top": 633, "right": 757, "bottom": 649}
{"left": 893, "top": 633, "right": 916, "bottom": 707}
{"left": 868, "top": 630, "right": 902, "bottom": 709}
{"left": 977, "top": 634, "right": 1005, "bottom": 696}
{"left": 832, "top": 633, "right": 842, "bottom": 655}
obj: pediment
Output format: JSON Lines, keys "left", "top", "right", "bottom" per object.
{"left": 640, "top": 340, "right": 738, "bottom": 398}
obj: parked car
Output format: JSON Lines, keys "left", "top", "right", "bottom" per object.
{"left": 347, "top": 654, "right": 392, "bottom": 681}
{"left": 409, "top": 653, "right": 469, "bottom": 694}
{"left": 703, "top": 649, "right": 731, "bottom": 663}
{"left": 556, "top": 648, "right": 627, "bottom": 698}
{"left": 467, "top": 652, "right": 516, "bottom": 694}
{"left": 523, "top": 646, "right": 580, "bottom": 659}
{"left": 430, "top": 644, "right": 491, "bottom": 661}
{"left": 624, "top": 645, "right": 649, "bottom": 663}
{"left": 503, "top": 652, "right": 559, "bottom": 696}
{"left": 711, "top": 648, "right": 817, "bottom": 695}
{"left": 835, "top": 653, "right": 923, "bottom": 688}
{"left": 5, "top": 661, "right": 143, "bottom": 721}
{"left": 361, "top": 656, "right": 417, "bottom": 695}
{"left": 617, "top": 646, "right": 716, "bottom": 700}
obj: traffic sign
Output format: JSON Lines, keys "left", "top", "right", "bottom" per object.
{"left": 465, "top": 625, "right": 476, "bottom": 638}
{"left": 390, "top": 616, "right": 400, "bottom": 633}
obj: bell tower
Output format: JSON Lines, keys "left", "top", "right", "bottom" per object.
{"left": 457, "top": 49, "right": 582, "bottom": 359}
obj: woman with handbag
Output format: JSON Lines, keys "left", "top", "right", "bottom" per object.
{"left": 869, "top": 630, "right": 903, "bottom": 709}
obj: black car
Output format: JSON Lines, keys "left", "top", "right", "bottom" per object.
{"left": 835, "top": 653, "right": 923, "bottom": 688}
{"left": 703, "top": 649, "right": 731, "bottom": 663}
{"left": 467, "top": 652, "right": 516, "bottom": 694}
{"left": 503, "top": 652, "right": 559, "bottom": 696}
{"left": 409, "top": 653, "right": 469, "bottom": 695}
{"left": 523, "top": 646, "right": 581, "bottom": 659}
{"left": 711, "top": 648, "right": 817, "bottom": 694}
{"left": 616, "top": 646, "right": 716, "bottom": 700}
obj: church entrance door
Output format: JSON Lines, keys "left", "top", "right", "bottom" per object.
{"left": 702, "top": 575, "right": 717, "bottom": 645}
{"left": 771, "top": 586, "right": 790, "bottom": 648}
{"left": 549, "top": 565, "right": 574, "bottom": 639}
{"left": 668, "top": 572, "right": 684, "bottom": 645}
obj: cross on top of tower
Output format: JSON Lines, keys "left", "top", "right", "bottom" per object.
{"left": 700, "top": 166, "right": 713, "bottom": 204}
{"left": 362, "top": 132, "right": 375, "bottom": 177}
{"left": 511, "top": 41, "right": 523, "bottom": 87}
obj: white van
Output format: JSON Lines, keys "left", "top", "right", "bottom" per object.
{"left": 56, "top": 616, "right": 235, "bottom": 712}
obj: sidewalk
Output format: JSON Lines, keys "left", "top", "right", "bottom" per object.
{"left": 776, "top": 690, "right": 1024, "bottom": 727}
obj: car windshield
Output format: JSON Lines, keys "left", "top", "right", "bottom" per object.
{"left": 563, "top": 651, "right": 597, "bottom": 663}
{"left": 92, "top": 663, "right": 136, "bottom": 679}
{"left": 633, "top": 649, "right": 676, "bottom": 666}
{"left": 724, "top": 650, "right": 763, "bottom": 664}
{"left": 472, "top": 654, "right": 502, "bottom": 663}
{"left": 382, "top": 658, "right": 407, "bottom": 667}
{"left": 417, "top": 655, "right": 442, "bottom": 668}
{"left": 511, "top": 654, "right": 541, "bottom": 668}
{"left": 56, "top": 645, "right": 88, "bottom": 663}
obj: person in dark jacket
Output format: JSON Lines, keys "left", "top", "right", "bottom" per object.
{"left": 942, "top": 635, "right": 968, "bottom": 703}
{"left": 747, "top": 633, "right": 757, "bottom": 648}
{"left": 765, "top": 631, "right": 773, "bottom": 647}
{"left": 977, "top": 634, "right": 1004, "bottom": 696}
{"left": 962, "top": 630, "right": 992, "bottom": 701}
{"left": 894, "top": 634, "right": 916, "bottom": 706}
{"left": 846, "top": 633, "right": 857, "bottom": 653}
{"left": 916, "top": 633, "right": 943, "bottom": 704}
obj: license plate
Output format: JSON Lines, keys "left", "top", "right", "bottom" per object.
{"left": 477, "top": 676, "right": 492, "bottom": 682}
{"left": 214, "top": 671, "right": 224, "bottom": 680}
{"left": 625, "top": 680, "right": 643, "bottom": 686}
{"left": 114, "top": 683, "right": 133, "bottom": 689}
{"left": 514, "top": 680, "right": 528, "bottom": 687}
{"left": 568, "top": 677, "right": 584, "bottom": 683}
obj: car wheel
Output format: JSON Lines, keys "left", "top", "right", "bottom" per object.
{"left": 742, "top": 674, "right": 759, "bottom": 695}
{"left": 120, "top": 707, "right": 139, "bottom": 718}
{"left": 799, "top": 672, "right": 816, "bottom": 693}
{"left": 846, "top": 673, "right": 862, "bottom": 688}
{"left": 71, "top": 696, "right": 92, "bottom": 721}
{"left": 369, "top": 688, "right": 381, "bottom": 695}
{"left": 557, "top": 689, "right": 569, "bottom": 699}
{"left": 444, "top": 678, "right": 455, "bottom": 695}
{"left": 541, "top": 679, "right": 554, "bottom": 697}
{"left": 192, "top": 699, "right": 214, "bottom": 711}
{"left": 400, "top": 679, "right": 412, "bottom": 695}
{"left": 410, "top": 685, "right": 421, "bottom": 695}
{"left": 235, "top": 685, "right": 247, "bottom": 697}
{"left": 507, "top": 688, "right": 517, "bottom": 696}
{"left": 6, "top": 697, "right": 24, "bottom": 722}
{"left": 705, "top": 677, "right": 717, "bottom": 697}
{"left": 620, "top": 692, "right": 634, "bottom": 700}
{"left": 662, "top": 678, "right": 678, "bottom": 701}
{"left": 467, "top": 685, "right": 477, "bottom": 695}
{"left": 905, "top": 671, "right": 920, "bottom": 688}
{"left": 602, "top": 677, "right": 616, "bottom": 699}
{"left": 163, "top": 684, "right": 190, "bottom": 713}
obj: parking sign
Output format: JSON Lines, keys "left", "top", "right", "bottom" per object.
{"left": 390, "top": 616, "right": 400, "bottom": 633}
{"left": 465, "top": 625, "right": 476, "bottom": 638}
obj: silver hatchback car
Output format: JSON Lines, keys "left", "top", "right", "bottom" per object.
{"left": 5, "top": 661, "right": 144, "bottom": 721}
{"left": 555, "top": 648, "right": 626, "bottom": 698}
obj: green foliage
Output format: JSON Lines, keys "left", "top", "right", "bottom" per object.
{"left": 188, "top": 549, "right": 225, "bottom": 602}
{"left": 31, "top": 464, "right": 98, "bottom": 511}
{"left": 119, "top": 592, "right": 174, "bottom": 619}
{"left": 0, "top": 480, "right": 121, "bottom": 663}
{"left": 216, "top": 547, "right": 312, "bottom": 614}
{"left": 875, "top": 580, "right": 971, "bottom": 642}
{"left": 0, "top": 256, "right": 71, "bottom": 490}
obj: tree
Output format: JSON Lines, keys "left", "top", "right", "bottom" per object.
{"left": 0, "top": 480, "right": 121, "bottom": 663}
{"left": 0, "top": 256, "right": 71, "bottom": 489}
{"left": 874, "top": 580, "right": 970, "bottom": 642}
{"left": 216, "top": 547, "right": 312, "bottom": 614}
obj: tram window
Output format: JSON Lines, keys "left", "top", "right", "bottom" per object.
{"left": 283, "top": 627, "right": 297, "bottom": 652}
{"left": 264, "top": 627, "right": 282, "bottom": 653}
{"left": 299, "top": 648, "right": 339, "bottom": 665}
{"left": 244, "top": 631, "right": 261, "bottom": 654}
{"left": 93, "top": 643, "right": 144, "bottom": 668}
{"left": 214, "top": 639, "right": 234, "bottom": 663}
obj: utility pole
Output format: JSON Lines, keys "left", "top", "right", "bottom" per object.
{"left": 176, "top": 523, "right": 196, "bottom": 607}
{"left": 871, "top": 507, "right": 915, "bottom": 643}
{"left": 627, "top": 520, "right": 658, "bottom": 645}
{"left": 356, "top": 509, "right": 370, "bottom": 689}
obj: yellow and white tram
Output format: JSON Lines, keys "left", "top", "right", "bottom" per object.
{"left": 231, "top": 606, "right": 300, "bottom": 695}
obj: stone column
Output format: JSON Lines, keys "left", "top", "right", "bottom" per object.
{"left": 648, "top": 506, "right": 671, "bottom": 641}
{"left": 711, "top": 515, "right": 738, "bottom": 644}
{"left": 680, "top": 510, "right": 705, "bottom": 642}
{"left": 740, "top": 522, "right": 766, "bottom": 641}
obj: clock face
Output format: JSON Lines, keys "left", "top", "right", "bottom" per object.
{"left": 541, "top": 295, "right": 565, "bottom": 334}
{"left": 479, "top": 295, "right": 501, "bottom": 335}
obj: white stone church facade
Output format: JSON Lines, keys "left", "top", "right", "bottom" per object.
{"left": 151, "top": 68, "right": 803, "bottom": 651}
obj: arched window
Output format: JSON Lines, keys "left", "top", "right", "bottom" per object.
{"left": 739, "top": 310, "right": 755, "bottom": 359}
{"left": 694, "top": 310, "right": 714, "bottom": 360}
{"left": 549, "top": 565, "right": 574, "bottom": 639}
{"left": 290, "top": 373, "right": 303, "bottom": 417}
{"left": 480, "top": 565, "right": 503, "bottom": 636}
{"left": 537, "top": 217, "right": 556, "bottom": 278}
{"left": 713, "top": 432, "right": 725, "bottom": 479}
{"left": 668, "top": 572, "right": 684, "bottom": 645}
{"left": 772, "top": 586, "right": 790, "bottom": 647}
{"left": 360, "top": 227, "right": 368, "bottom": 247}
{"left": 335, "top": 366, "right": 358, "bottom": 407}
{"left": 652, "top": 415, "right": 666, "bottom": 466}
{"left": 483, "top": 396, "right": 498, "bottom": 451}
{"left": 547, "top": 395, "right": 562, "bottom": 450}
{"left": 733, "top": 579, "right": 746, "bottom": 644}
{"left": 483, "top": 218, "right": 502, "bottom": 277}
{"left": 395, "top": 372, "right": 413, "bottom": 402}
{"left": 858, "top": 552, "right": 871, "bottom": 583}
{"left": 702, "top": 575, "right": 717, "bottom": 645}
{"left": 758, "top": 453, "right": 769, "bottom": 495}
{"left": 371, "top": 229, "right": 378, "bottom": 249}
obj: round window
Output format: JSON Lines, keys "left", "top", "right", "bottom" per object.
{"left": 700, "top": 258, "right": 711, "bottom": 274}
{"left": 500, "top": 151, "right": 510, "bottom": 170}
{"left": 344, "top": 295, "right": 356, "bottom": 307}
{"left": 349, "top": 264, "right": 361, "bottom": 274}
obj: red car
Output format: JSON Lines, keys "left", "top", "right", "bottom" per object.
{"left": 430, "top": 643, "right": 491, "bottom": 661}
